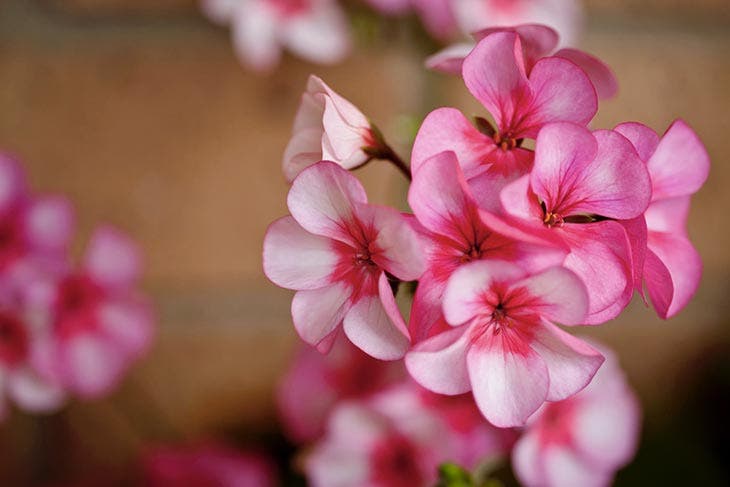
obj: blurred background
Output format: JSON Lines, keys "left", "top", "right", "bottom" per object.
{"left": 0, "top": 0, "right": 728, "bottom": 484}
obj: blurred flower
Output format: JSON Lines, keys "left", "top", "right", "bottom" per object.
{"left": 283, "top": 75, "right": 375, "bottom": 183}
{"left": 201, "top": 0, "right": 350, "bottom": 72}
{"left": 406, "top": 259, "right": 603, "bottom": 427}
{"left": 277, "top": 334, "right": 405, "bottom": 443}
{"left": 365, "top": 0, "right": 458, "bottom": 40}
{"left": 615, "top": 120, "right": 710, "bottom": 319}
{"left": 31, "top": 226, "right": 154, "bottom": 398}
{"left": 142, "top": 442, "right": 277, "bottom": 487}
{"left": 263, "top": 161, "right": 424, "bottom": 359}
{"left": 512, "top": 343, "right": 641, "bottom": 487}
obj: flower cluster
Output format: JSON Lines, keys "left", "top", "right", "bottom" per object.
{"left": 200, "top": 0, "right": 583, "bottom": 71}
{"left": 264, "top": 19, "right": 708, "bottom": 484}
{"left": 0, "top": 153, "right": 154, "bottom": 421}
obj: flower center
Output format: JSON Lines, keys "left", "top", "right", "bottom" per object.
{"left": 493, "top": 132, "right": 518, "bottom": 151}
{"left": 460, "top": 244, "right": 482, "bottom": 263}
{"left": 490, "top": 304, "right": 511, "bottom": 335}
{"left": 371, "top": 434, "right": 423, "bottom": 486}
{"left": 0, "top": 312, "right": 28, "bottom": 367}
{"left": 54, "top": 274, "right": 104, "bottom": 339}
{"left": 543, "top": 211, "right": 563, "bottom": 228}
{"left": 268, "top": 0, "right": 309, "bottom": 16}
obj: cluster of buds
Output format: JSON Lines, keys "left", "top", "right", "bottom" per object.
{"left": 0, "top": 154, "right": 154, "bottom": 421}
{"left": 264, "top": 21, "right": 708, "bottom": 487}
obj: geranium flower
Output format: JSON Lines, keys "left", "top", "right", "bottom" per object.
{"left": 513, "top": 343, "right": 641, "bottom": 487}
{"left": 406, "top": 260, "right": 603, "bottom": 427}
{"left": 201, "top": 0, "right": 350, "bottom": 72}
{"left": 263, "top": 161, "right": 424, "bottom": 359}
{"left": 615, "top": 120, "right": 710, "bottom": 318}
{"left": 500, "top": 122, "right": 652, "bottom": 323}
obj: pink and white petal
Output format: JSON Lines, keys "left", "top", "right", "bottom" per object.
{"left": 543, "top": 445, "right": 613, "bottom": 487}
{"left": 307, "top": 75, "right": 370, "bottom": 129}
{"left": 263, "top": 216, "right": 339, "bottom": 290}
{"left": 362, "top": 205, "right": 425, "bottom": 281}
{"left": 614, "top": 122, "right": 660, "bottom": 162}
{"left": 97, "top": 298, "right": 154, "bottom": 356}
{"left": 282, "top": 126, "right": 324, "bottom": 183}
{"left": 647, "top": 119, "right": 710, "bottom": 200}
{"left": 462, "top": 32, "right": 528, "bottom": 131}
{"left": 200, "top": 0, "right": 238, "bottom": 24}
{"left": 63, "top": 335, "right": 126, "bottom": 398}
{"left": 0, "top": 153, "right": 27, "bottom": 213}
{"left": 512, "top": 430, "right": 545, "bottom": 487}
{"left": 644, "top": 196, "right": 691, "bottom": 235}
{"left": 514, "top": 266, "right": 589, "bottom": 325}
{"left": 24, "top": 196, "right": 75, "bottom": 253}
{"left": 291, "top": 283, "right": 351, "bottom": 348}
{"left": 320, "top": 98, "right": 370, "bottom": 167}
{"left": 327, "top": 402, "right": 389, "bottom": 447}
{"left": 84, "top": 226, "right": 141, "bottom": 290}
{"left": 411, "top": 108, "right": 495, "bottom": 176}
{"left": 500, "top": 174, "right": 545, "bottom": 224}
{"left": 405, "top": 325, "right": 472, "bottom": 395}
{"left": 643, "top": 249, "right": 673, "bottom": 319}
{"left": 519, "top": 58, "right": 597, "bottom": 138}
{"left": 425, "top": 43, "right": 473, "bottom": 75}
{"left": 530, "top": 323, "right": 604, "bottom": 401}
{"left": 283, "top": 5, "right": 351, "bottom": 65}
{"left": 342, "top": 294, "right": 410, "bottom": 360}
{"left": 408, "top": 273, "right": 449, "bottom": 343}
{"left": 7, "top": 367, "right": 66, "bottom": 413}
{"left": 287, "top": 161, "right": 368, "bottom": 243}
{"left": 553, "top": 48, "right": 618, "bottom": 100}
{"left": 467, "top": 331, "right": 549, "bottom": 427}
{"left": 647, "top": 232, "right": 702, "bottom": 318}
{"left": 378, "top": 272, "right": 409, "bottom": 339}
{"left": 443, "top": 260, "right": 526, "bottom": 326}
{"left": 230, "top": 1, "right": 281, "bottom": 72}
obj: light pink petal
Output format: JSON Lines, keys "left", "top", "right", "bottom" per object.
{"left": 287, "top": 161, "right": 368, "bottom": 243}
{"left": 467, "top": 331, "right": 549, "bottom": 427}
{"left": 614, "top": 122, "right": 660, "bottom": 162}
{"left": 405, "top": 326, "right": 472, "bottom": 395}
{"left": 292, "top": 283, "right": 351, "bottom": 349}
{"left": 24, "top": 196, "right": 75, "bottom": 253}
{"left": 282, "top": 127, "right": 324, "bottom": 183}
{"left": 647, "top": 232, "right": 702, "bottom": 319}
{"left": 0, "top": 153, "right": 27, "bottom": 213}
{"left": 619, "top": 215, "right": 648, "bottom": 294}
{"left": 443, "top": 260, "right": 527, "bottom": 326}
{"left": 514, "top": 266, "right": 589, "bottom": 325}
{"left": 362, "top": 204, "right": 425, "bottom": 281}
{"left": 512, "top": 430, "right": 545, "bottom": 487}
{"left": 554, "top": 48, "right": 618, "bottom": 100}
{"left": 644, "top": 196, "right": 690, "bottom": 235}
{"left": 200, "top": 0, "right": 238, "bottom": 24}
{"left": 7, "top": 367, "right": 66, "bottom": 413}
{"left": 97, "top": 299, "right": 154, "bottom": 356}
{"left": 466, "top": 148, "right": 535, "bottom": 211}
{"left": 63, "top": 335, "right": 126, "bottom": 398}
{"left": 283, "top": 4, "right": 351, "bottom": 65}
{"left": 529, "top": 323, "right": 604, "bottom": 401}
{"left": 647, "top": 119, "right": 710, "bottom": 200}
{"left": 230, "top": 0, "right": 281, "bottom": 72}
{"left": 321, "top": 98, "right": 370, "bottom": 169}
{"left": 425, "top": 43, "right": 473, "bottom": 75}
{"left": 342, "top": 293, "right": 410, "bottom": 360}
{"left": 473, "top": 24, "right": 559, "bottom": 69}
{"left": 462, "top": 32, "right": 528, "bottom": 131}
{"left": 377, "top": 272, "right": 409, "bottom": 339}
{"left": 543, "top": 445, "right": 612, "bottom": 487}
{"left": 84, "top": 225, "right": 141, "bottom": 290}
{"left": 412, "top": 0, "right": 458, "bottom": 39}
{"left": 263, "top": 216, "right": 339, "bottom": 290}
{"left": 306, "top": 76, "right": 370, "bottom": 129}
{"left": 500, "top": 174, "right": 544, "bottom": 224}
{"left": 643, "top": 249, "right": 673, "bottom": 319}
{"left": 409, "top": 272, "right": 450, "bottom": 343}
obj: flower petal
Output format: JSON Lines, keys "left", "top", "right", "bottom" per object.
{"left": 343, "top": 293, "right": 410, "bottom": 360}
{"left": 554, "top": 48, "right": 618, "bottom": 100}
{"left": 291, "top": 283, "right": 351, "bottom": 348}
{"left": 7, "top": 367, "right": 66, "bottom": 413}
{"left": 614, "top": 122, "right": 660, "bottom": 162}
{"left": 512, "top": 430, "right": 545, "bottom": 487}
{"left": 84, "top": 226, "right": 141, "bottom": 290}
{"left": 647, "top": 232, "right": 702, "bottom": 319}
{"left": 363, "top": 205, "right": 425, "bottom": 281}
{"left": 425, "top": 43, "right": 474, "bottom": 75}
{"left": 24, "top": 196, "right": 75, "bottom": 254}
{"left": 513, "top": 267, "right": 589, "bottom": 325}
{"left": 474, "top": 24, "right": 559, "bottom": 70}
{"left": 405, "top": 325, "right": 471, "bottom": 395}
{"left": 543, "top": 445, "right": 612, "bottom": 487}
{"left": 230, "top": 1, "right": 280, "bottom": 72}
{"left": 283, "top": 5, "right": 351, "bottom": 65}
{"left": 282, "top": 126, "right": 324, "bottom": 183}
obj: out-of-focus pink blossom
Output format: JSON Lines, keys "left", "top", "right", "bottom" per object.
{"left": 615, "top": 120, "right": 710, "bottom": 319}
{"left": 407, "top": 151, "right": 566, "bottom": 341}
{"left": 412, "top": 31, "right": 597, "bottom": 211}
{"left": 142, "top": 442, "right": 277, "bottom": 487}
{"left": 366, "top": 0, "right": 458, "bottom": 40}
{"left": 283, "top": 75, "right": 375, "bottom": 182}
{"left": 453, "top": 0, "right": 583, "bottom": 46}
{"left": 201, "top": 0, "right": 350, "bottom": 72}
{"left": 500, "top": 122, "right": 651, "bottom": 323}
{"left": 513, "top": 343, "right": 641, "bottom": 487}
{"left": 406, "top": 259, "right": 603, "bottom": 427}
{"left": 31, "top": 226, "right": 154, "bottom": 398}
{"left": 306, "top": 381, "right": 512, "bottom": 486}
{"left": 263, "top": 161, "right": 424, "bottom": 359}
{"left": 276, "top": 334, "right": 405, "bottom": 443}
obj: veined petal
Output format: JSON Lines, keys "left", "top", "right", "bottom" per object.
{"left": 474, "top": 24, "right": 559, "bottom": 70}
{"left": 292, "top": 283, "right": 351, "bottom": 348}
{"left": 647, "top": 232, "right": 702, "bottom": 319}
{"left": 643, "top": 249, "right": 673, "bottom": 319}
{"left": 378, "top": 272, "right": 409, "bottom": 339}
{"left": 363, "top": 205, "right": 425, "bottom": 281}
{"left": 405, "top": 325, "right": 472, "bottom": 395}
{"left": 425, "top": 43, "right": 474, "bottom": 75}
{"left": 644, "top": 196, "right": 691, "bottom": 235}
{"left": 408, "top": 272, "right": 451, "bottom": 343}
{"left": 343, "top": 293, "right": 410, "bottom": 360}
{"left": 282, "top": 126, "right": 324, "bottom": 183}
{"left": 614, "top": 122, "right": 660, "bottom": 162}
{"left": 554, "top": 48, "right": 618, "bottom": 100}
{"left": 513, "top": 267, "right": 589, "bottom": 325}
{"left": 263, "top": 216, "right": 339, "bottom": 290}
{"left": 500, "top": 174, "right": 545, "bottom": 224}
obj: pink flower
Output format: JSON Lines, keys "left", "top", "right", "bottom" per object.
{"left": 406, "top": 260, "right": 604, "bottom": 427}
{"left": 283, "top": 75, "right": 376, "bottom": 182}
{"left": 201, "top": 0, "right": 350, "bottom": 72}
{"left": 142, "top": 442, "right": 276, "bottom": 487}
{"left": 615, "top": 120, "right": 710, "bottom": 319}
{"left": 412, "top": 30, "right": 597, "bottom": 210}
{"left": 263, "top": 161, "right": 424, "bottom": 359}
{"left": 500, "top": 122, "right": 652, "bottom": 323}
{"left": 31, "top": 226, "right": 154, "bottom": 398}
{"left": 513, "top": 343, "right": 641, "bottom": 487}
{"left": 276, "top": 334, "right": 405, "bottom": 443}
{"left": 453, "top": 0, "right": 583, "bottom": 46}
{"left": 407, "top": 151, "right": 566, "bottom": 341}
{"left": 365, "top": 0, "right": 458, "bottom": 40}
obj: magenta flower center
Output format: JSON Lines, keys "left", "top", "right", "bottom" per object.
{"left": 53, "top": 274, "right": 104, "bottom": 339}
{"left": 0, "top": 312, "right": 29, "bottom": 367}
{"left": 0, "top": 215, "right": 25, "bottom": 270}
{"left": 370, "top": 434, "right": 423, "bottom": 487}
{"left": 493, "top": 132, "right": 518, "bottom": 152}
{"left": 268, "top": 0, "right": 310, "bottom": 17}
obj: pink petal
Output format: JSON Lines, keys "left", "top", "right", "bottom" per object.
{"left": 84, "top": 225, "right": 141, "bottom": 290}
{"left": 412, "top": 0, "right": 457, "bottom": 39}
{"left": 644, "top": 196, "right": 690, "bottom": 235}
{"left": 614, "top": 122, "right": 660, "bottom": 162}
{"left": 377, "top": 272, "right": 410, "bottom": 339}
{"left": 97, "top": 299, "right": 154, "bottom": 356}
{"left": 342, "top": 293, "right": 410, "bottom": 360}
{"left": 529, "top": 323, "right": 604, "bottom": 401}
{"left": 646, "top": 232, "right": 702, "bottom": 319}
{"left": 405, "top": 326, "right": 472, "bottom": 395}
{"left": 425, "top": 43, "right": 473, "bottom": 75}
{"left": 283, "top": 5, "right": 351, "bottom": 65}
{"left": 263, "top": 216, "right": 339, "bottom": 290}
{"left": 467, "top": 331, "right": 549, "bottom": 427}
{"left": 63, "top": 335, "right": 126, "bottom": 398}
{"left": 200, "top": 0, "right": 237, "bottom": 24}
{"left": 282, "top": 126, "right": 324, "bottom": 183}
{"left": 24, "top": 196, "right": 75, "bottom": 254}
{"left": 361, "top": 205, "right": 425, "bottom": 281}
{"left": 0, "top": 153, "right": 27, "bottom": 213}
{"left": 514, "top": 266, "right": 589, "bottom": 325}
{"left": 230, "top": 1, "right": 281, "bottom": 72}
{"left": 473, "top": 24, "right": 559, "bottom": 70}
{"left": 543, "top": 445, "right": 612, "bottom": 487}
{"left": 287, "top": 161, "right": 368, "bottom": 243}
{"left": 646, "top": 119, "right": 710, "bottom": 200}
{"left": 7, "top": 367, "right": 66, "bottom": 413}
{"left": 643, "top": 249, "right": 673, "bottom": 319}
{"left": 500, "top": 174, "right": 545, "bottom": 224}
{"left": 554, "top": 48, "right": 618, "bottom": 100}
{"left": 443, "top": 260, "right": 527, "bottom": 326}
{"left": 291, "top": 283, "right": 352, "bottom": 348}
{"left": 619, "top": 215, "right": 648, "bottom": 294}
{"left": 512, "top": 430, "right": 544, "bottom": 487}
{"left": 321, "top": 96, "right": 370, "bottom": 169}
{"left": 409, "top": 272, "right": 451, "bottom": 343}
